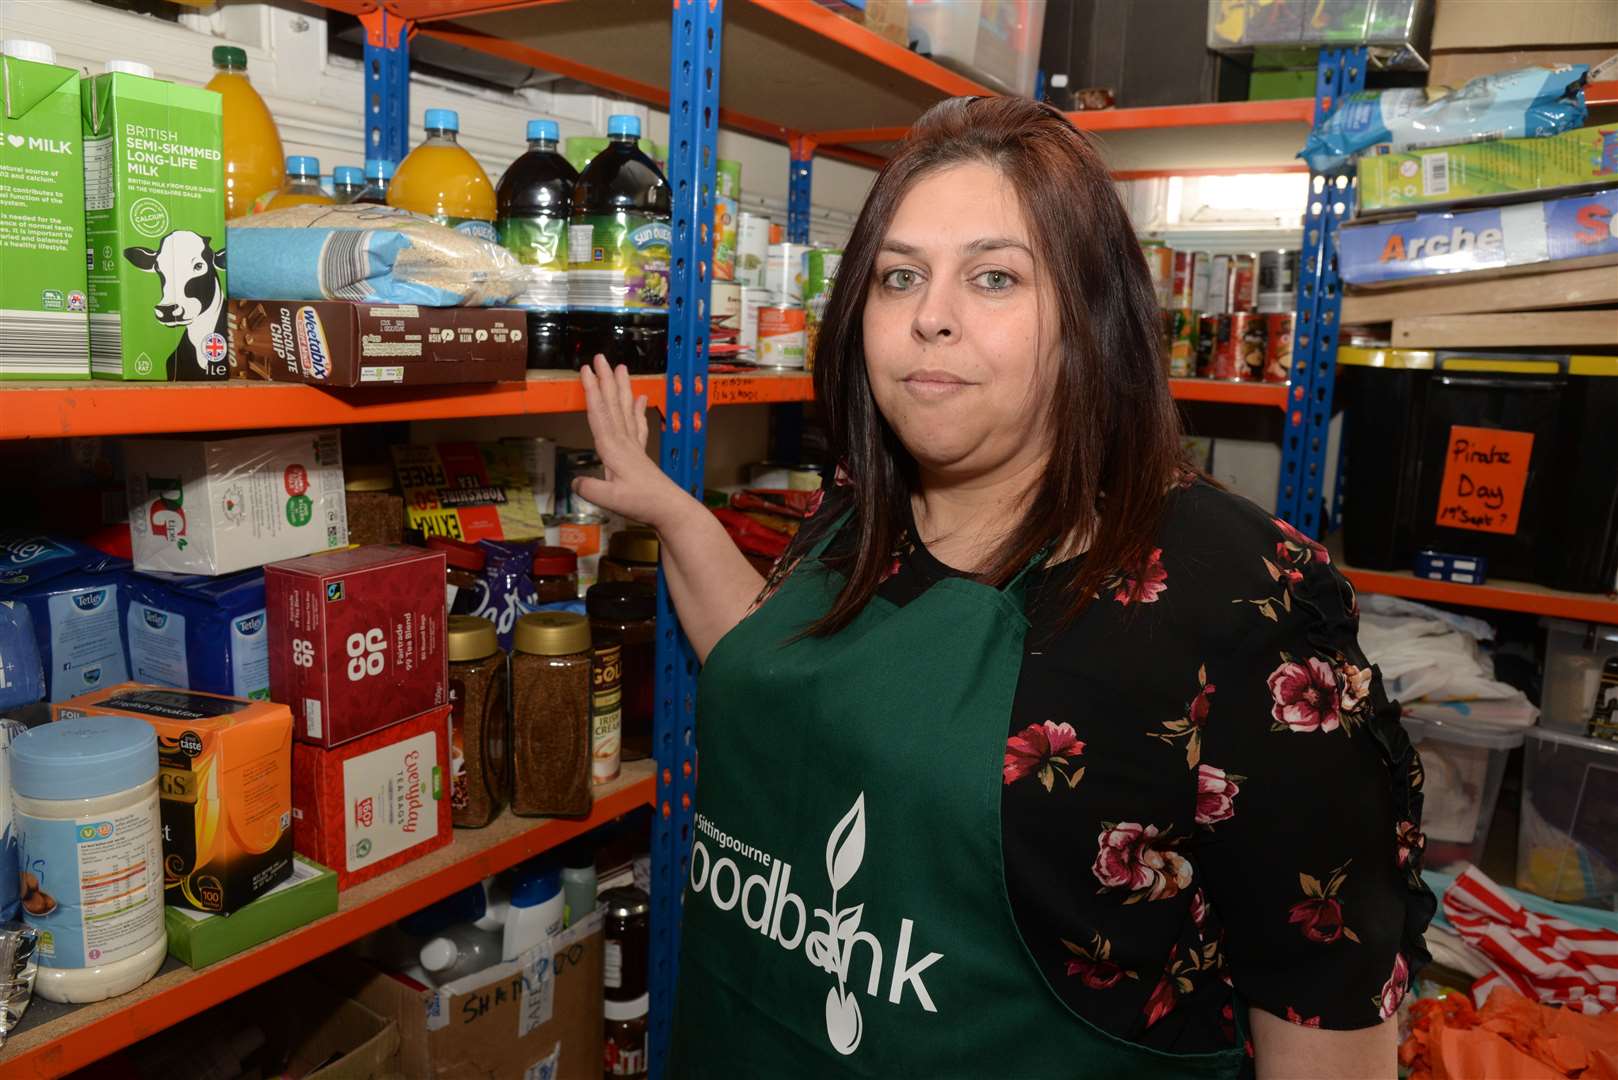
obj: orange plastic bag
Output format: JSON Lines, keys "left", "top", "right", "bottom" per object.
{"left": 1404, "top": 986, "right": 1618, "bottom": 1079}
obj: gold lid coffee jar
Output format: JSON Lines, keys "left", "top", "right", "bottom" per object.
{"left": 601, "top": 527, "right": 660, "bottom": 585}
{"left": 448, "top": 614, "right": 499, "bottom": 662}
{"left": 514, "top": 611, "right": 591, "bottom": 656}
{"left": 509, "top": 612, "right": 592, "bottom": 816}
{"left": 447, "top": 614, "right": 506, "bottom": 829}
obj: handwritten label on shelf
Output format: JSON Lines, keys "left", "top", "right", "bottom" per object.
{"left": 1435, "top": 424, "right": 1534, "bottom": 535}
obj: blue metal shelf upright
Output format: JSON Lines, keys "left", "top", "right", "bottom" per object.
{"left": 1275, "top": 48, "right": 1367, "bottom": 538}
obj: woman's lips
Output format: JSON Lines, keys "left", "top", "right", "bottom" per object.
{"left": 902, "top": 369, "right": 973, "bottom": 400}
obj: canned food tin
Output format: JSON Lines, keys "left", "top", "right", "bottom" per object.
{"left": 1190, "top": 252, "right": 1212, "bottom": 313}
{"left": 1195, "top": 315, "right": 1218, "bottom": 378}
{"left": 710, "top": 280, "right": 742, "bottom": 337}
{"left": 736, "top": 212, "right": 770, "bottom": 289}
{"left": 1231, "top": 312, "right": 1267, "bottom": 381}
{"left": 1142, "top": 242, "right": 1173, "bottom": 309}
{"left": 1171, "top": 250, "right": 1195, "bottom": 310}
{"left": 1209, "top": 314, "right": 1239, "bottom": 379}
{"left": 739, "top": 286, "right": 768, "bottom": 358}
{"left": 1256, "top": 250, "right": 1298, "bottom": 314}
{"left": 767, "top": 243, "right": 809, "bottom": 305}
{"left": 1230, "top": 254, "right": 1257, "bottom": 313}
{"left": 1167, "top": 308, "right": 1197, "bottom": 377}
{"left": 757, "top": 306, "right": 806, "bottom": 369}
{"left": 1208, "top": 254, "right": 1232, "bottom": 314}
{"left": 1263, "top": 313, "right": 1294, "bottom": 383}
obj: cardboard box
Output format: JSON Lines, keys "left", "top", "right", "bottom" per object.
{"left": 124, "top": 570, "right": 269, "bottom": 700}
{"left": 267, "top": 545, "right": 448, "bottom": 747}
{"left": 165, "top": 854, "right": 337, "bottom": 968}
{"left": 123, "top": 428, "right": 349, "bottom": 576}
{"left": 0, "top": 537, "right": 129, "bottom": 702}
{"left": 1431, "top": 0, "right": 1618, "bottom": 50}
{"left": 1358, "top": 126, "right": 1618, "bottom": 215}
{"left": 1428, "top": 46, "right": 1618, "bottom": 87}
{"left": 1339, "top": 264, "right": 1618, "bottom": 320}
{"left": 228, "top": 301, "right": 529, "bottom": 387}
{"left": 0, "top": 48, "right": 88, "bottom": 379}
{"left": 1339, "top": 186, "right": 1618, "bottom": 288}
{"left": 390, "top": 441, "right": 555, "bottom": 541}
{"left": 81, "top": 68, "right": 226, "bottom": 381}
{"left": 292, "top": 703, "right": 451, "bottom": 889}
{"left": 347, "top": 912, "right": 606, "bottom": 1080}
{"left": 54, "top": 683, "right": 294, "bottom": 913}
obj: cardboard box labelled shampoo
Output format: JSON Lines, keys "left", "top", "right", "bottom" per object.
{"left": 52, "top": 684, "right": 294, "bottom": 913}
{"left": 0, "top": 44, "right": 88, "bottom": 379}
{"left": 81, "top": 67, "right": 226, "bottom": 380}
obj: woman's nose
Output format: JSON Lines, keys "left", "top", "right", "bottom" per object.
{"left": 912, "top": 286, "right": 959, "bottom": 344}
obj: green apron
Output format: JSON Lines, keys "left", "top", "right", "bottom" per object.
{"left": 672, "top": 519, "right": 1246, "bottom": 1078}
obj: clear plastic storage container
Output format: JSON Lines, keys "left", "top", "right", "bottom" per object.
{"left": 1517, "top": 728, "right": 1618, "bottom": 909}
{"left": 906, "top": 0, "right": 1046, "bottom": 98}
{"left": 1207, "top": 0, "right": 1431, "bottom": 70}
{"left": 1401, "top": 712, "right": 1522, "bottom": 869}
{"left": 1540, "top": 619, "right": 1618, "bottom": 734}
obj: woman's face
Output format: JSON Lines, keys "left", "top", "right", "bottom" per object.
{"left": 863, "top": 160, "right": 1060, "bottom": 484}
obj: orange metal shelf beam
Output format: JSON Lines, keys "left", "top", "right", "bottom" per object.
{"left": 1, "top": 373, "right": 813, "bottom": 440}
{"left": 1169, "top": 378, "right": 1289, "bottom": 408}
{"left": 0, "top": 768, "right": 657, "bottom": 1080}
{"left": 1589, "top": 80, "right": 1618, "bottom": 106}
{"left": 1335, "top": 556, "right": 1618, "bottom": 626}
{"left": 1069, "top": 98, "right": 1315, "bottom": 131}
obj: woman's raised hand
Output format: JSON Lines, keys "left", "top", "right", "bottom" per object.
{"left": 576, "top": 354, "right": 687, "bottom": 529}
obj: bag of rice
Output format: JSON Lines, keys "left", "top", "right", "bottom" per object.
{"left": 228, "top": 204, "right": 525, "bottom": 306}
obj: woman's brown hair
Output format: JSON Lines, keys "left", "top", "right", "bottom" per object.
{"left": 791, "top": 95, "right": 1185, "bottom": 636}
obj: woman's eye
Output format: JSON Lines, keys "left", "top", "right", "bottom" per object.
{"left": 881, "top": 268, "right": 918, "bottom": 290}
{"left": 975, "top": 270, "right": 1014, "bottom": 291}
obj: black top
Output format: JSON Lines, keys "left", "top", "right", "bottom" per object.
{"left": 769, "top": 477, "right": 1435, "bottom": 1060}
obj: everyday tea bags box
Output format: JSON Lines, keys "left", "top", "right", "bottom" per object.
{"left": 0, "top": 43, "right": 88, "bottom": 379}
{"left": 53, "top": 683, "right": 295, "bottom": 914}
{"left": 82, "top": 67, "right": 226, "bottom": 380}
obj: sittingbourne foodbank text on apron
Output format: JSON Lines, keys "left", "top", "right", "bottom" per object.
{"left": 689, "top": 793, "right": 944, "bottom": 1057}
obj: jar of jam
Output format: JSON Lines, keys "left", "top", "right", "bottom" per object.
{"left": 447, "top": 614, "right": 507, "bottom": 829}
{"left": 587, "top": 582, "right": 656, "bottom": 762}
{"left": 601, "top": 885, "right": 649, "bottom": 1002}
{"left": 600, "top": 528, "right": 659, "bottom": 585}
{"left": 531, "top": 545, "right": 580, "bottom": 605}
{"left": 603, "top": 993, "right": 649, "bottom": 1078}
{"left": 343, "top": 463, "right": 404, "bottom": 546}
{"left": 430, "top": 536, "right": 488, "bottom": 617}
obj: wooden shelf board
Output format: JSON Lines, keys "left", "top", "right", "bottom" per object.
{"left": 0, "top": 762, "right": 657, "bottom": 1079}
{"left": 0, "top": 371, "right": 813, "bottom": 440}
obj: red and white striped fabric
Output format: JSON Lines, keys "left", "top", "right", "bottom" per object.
{"left": 1443, "top": 865, "right": 1618, "bottom": 1016}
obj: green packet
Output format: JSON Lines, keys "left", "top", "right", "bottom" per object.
{"left": 1358, "top": 127, "right": 1618, "bottom": 215}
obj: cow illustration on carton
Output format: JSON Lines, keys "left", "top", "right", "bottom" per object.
{"left": 124, "top": 231, "right": 228, "bottom": 381}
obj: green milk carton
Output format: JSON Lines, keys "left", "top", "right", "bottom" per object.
{"left": 82, "top": 65, "right": 226, "bottom": 380}
{"left": 0, "top": 41, "right": 88, "bottom": 380}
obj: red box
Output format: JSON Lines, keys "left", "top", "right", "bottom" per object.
{"left": 267, "top": 544, "right": 448, "bottom": 748}
{"left": 292, "top": 703, "right": 451, "bottom": 890}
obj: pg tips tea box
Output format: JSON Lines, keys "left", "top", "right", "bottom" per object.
{"left": 82, "top": 67, "right": 225, "bottom": 380}
{"left": 0, "top": 43, "right": 88, "bottom": 379}
{"left": 123, "top": 429, "right": 349, "bottom": 576}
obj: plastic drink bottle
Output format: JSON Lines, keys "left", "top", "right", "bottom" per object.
{"left": 388, "top": 108, "right": 497, "bottom": 240}
{"left": 497, "top": 119, "right": 577, "bottom": 370}
{"left": 204, "top": 46, "right": 285, "bottom": 218}
{"left": 354, "top": 158, "right": 394, "bottom": 206}
{"left": 266, "top": 156, "right": 334, "bottom": 210}
{"left": 332, "top": 165, "right": 365, "bottom": 204}
{"left": 418, "top": 923, "right": 502, "bottom": 986}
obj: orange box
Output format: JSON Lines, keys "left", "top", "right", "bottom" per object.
{"left": 53, "top": 683, "right": 294, "bottom": 914}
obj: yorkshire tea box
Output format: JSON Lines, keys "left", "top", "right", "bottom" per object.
{"left": 123, "top": 429, "right": 349, "bottom": 575}
{"left": 53, "top": 683, "right": 295, "bottom": 914}
{"left": 0, "top": 45, "right": 88, "bottom": 379}
{"left": 82, "top": 67, "right": 226, "bottom": 380}
{"left": 390, "top": 440, "right": 555, "bottom": 541}
{"left": 1358, "top": 126, "right": 1618, "bottom": 215}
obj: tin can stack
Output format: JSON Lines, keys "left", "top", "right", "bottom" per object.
{"left": 1146, "top": 242, "right": 1296, "bottom": 384}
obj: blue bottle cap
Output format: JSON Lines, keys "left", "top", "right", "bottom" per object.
{"left": 424, "top": 108, "right": 460, "bottom": 132}
{"left": 509, "top": 864, "right": 563, "bottom": 908}
{"left": 11, "top": 715, "right": 157, "bottom": 801}
{"left": 527, "top": 119, "right": 560, "bottom": 143}
{"left": 333, "top": 165, "right": 364, "bottom": 187}
{"left": 364, "top": 158, "right": 396, "bottom": 181}
{"left": 607, "top": 114, "right": 641, "bottom": 139}
{"left": 285, "top": 155, "right": 320, "bottom": 178}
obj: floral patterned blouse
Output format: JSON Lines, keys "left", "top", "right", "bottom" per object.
{"left": 782, "top": 476, "right": 1436, "bottom": 1065}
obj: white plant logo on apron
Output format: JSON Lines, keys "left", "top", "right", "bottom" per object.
{"left": 689, "top": 792, "right": 946, "bottom": 1056}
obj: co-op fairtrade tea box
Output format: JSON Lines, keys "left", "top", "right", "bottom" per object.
{"left": 53, "top": 683, "right": 294, "bottom": 914}
{"left": 228, "top": 300, "right": 528, "bottom": 386}
{"left": 82, "top": 66, "right": 226, "bottom": 380}
{"left": 0, "top": 46, "right": 88, "bottom": 379}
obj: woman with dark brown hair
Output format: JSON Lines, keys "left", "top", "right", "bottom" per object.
{"left": 578, "top": 95, "right": 1433, "bottom": 1079}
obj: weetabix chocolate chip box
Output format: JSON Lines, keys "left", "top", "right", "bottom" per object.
{"left": 228, "top": 300, "right": 528, "bottom": 386}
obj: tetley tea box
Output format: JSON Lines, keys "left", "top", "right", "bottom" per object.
{"left": 82, "top": 67, "right": 225, "bottom": 380}
{"left": 0, "top": 45, "right": 88, "bottom": 379}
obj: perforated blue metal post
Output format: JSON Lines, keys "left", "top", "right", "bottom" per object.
{"left": 651, "top": 1, "right": 723, "bottom": 1074}
{"left": 788, "top": 134, "right": 815, "bottom": 243}
{"left": 359, "top": 7, "right": 411, "bottom": 166}
{"left": 1275, "top": 47, "right": 1366, "bottom": 539}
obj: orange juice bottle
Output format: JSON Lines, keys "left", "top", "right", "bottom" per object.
{"left": 388, "top": 108, "right": 498, "bottom": 240}
{"left": 205, "top": 46, "right": 285, "bottom": 219}
{"left": 266, "top": 156, "right": 335, "bottom": 209}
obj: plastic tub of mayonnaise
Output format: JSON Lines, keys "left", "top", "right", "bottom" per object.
{"left": 11, "top": 715, "right": 167, "bottom": 1002}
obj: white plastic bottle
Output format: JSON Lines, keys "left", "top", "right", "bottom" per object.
{"left": 419, "top": 923, "right": 502, "bottom": 987}
{"left": 561, "top": 851, "right": 597, "bottom": 929}
{"left": 502, "top": 863, "right": 564, "bottom": 961}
